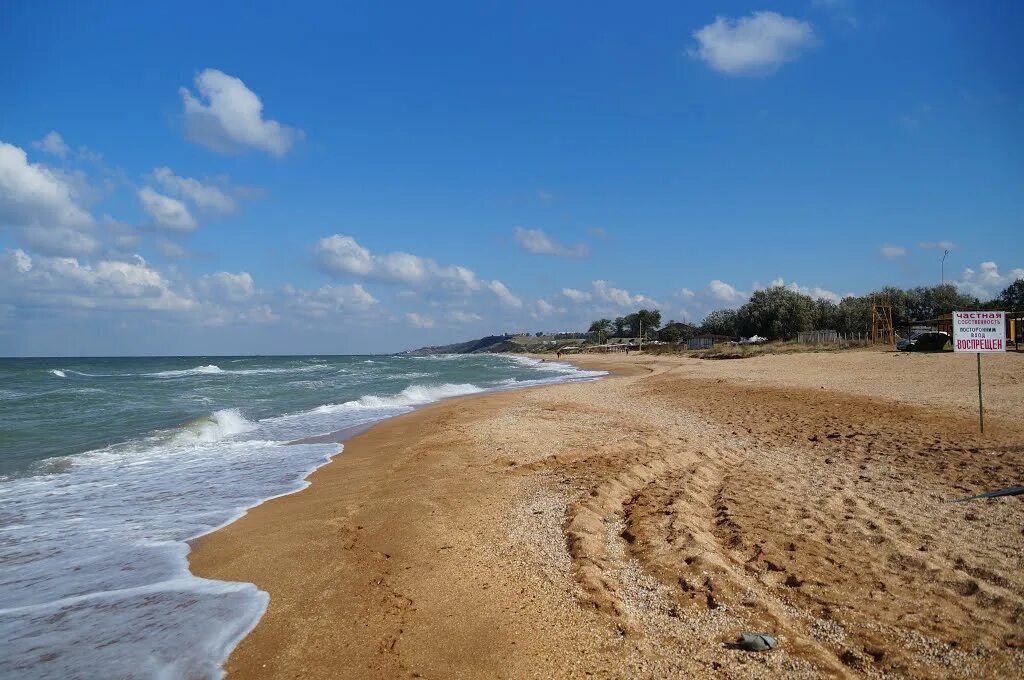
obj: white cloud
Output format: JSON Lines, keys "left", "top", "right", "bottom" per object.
{"left": 557, "top": 281, "right": 660, "bottom": 310}
{"left": 152, "top": 167, "right": 236, "bottom": 214}
{"left": 537, "top": 189, "right": 555, "bottom": 202}
{"left": 154, "top": 238, "right": 187, "bottom": 260}
{"left": 137, "top": 187, "right": 197, "bottom": 231}
{"left": 405, "top": 312, "right": 435, "bottom": 328}
{"left": 315, "top": 234, "right": 517, "bottom": 305}
{"left": 690, "top": 11, "right": 816, "bottom": 76}
{"left": 708, "top": 279, "right": 746, "bottom": 303}
{"left": 920, "top": 240, "right": 956, "bottom": 251}
{"left": 880, "top": 245, "right": 906, "bottom": 258}
{"left": 285, "top": 283, "right": 378, "bottom": 318}
{"left": 957, "top": 261, "right": 1024, "bottom": 300}
{"left": 33, "top": 131, "right": 70, "bottom": 159}
{"left": 765, "top": 278, "right": 842, "bottom": 303}
{"left": 19, "top": 225, "right": 100, "bottom": 257}
{"left": 448, "top": 310, "right": 483, "bottom": 323}
{"left": 196, "top": 271, "right": 255, "bottom": 303}
{"left": 513, "top": 227, "right": 589, "bottom": 257}
{"left": 0, "top": 249, "right": 195, "bottom": 312}
{"left": 676, "top": 288, "right": 696, "bottom": 299}
{"left": 0, "top": 141, "right": 93, "bottom": 230}
{"left": 487, "top": 280, "right": 523, "bottom": 308}
{"left": 561, "top": 287, "right": 592, "bottom": 303}
{"left": 180, "top": 69, "right": 303, "bottom": 157}
{"left": 533, "top": 299, "right": 564, "bottom": 317}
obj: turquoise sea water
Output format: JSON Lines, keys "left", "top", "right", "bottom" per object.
{"left": 0, "top": 354, "right": 603, "bottom": 679}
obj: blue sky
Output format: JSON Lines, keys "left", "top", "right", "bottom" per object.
{"left": 1, "top": 0, "right": 1021, "bottom": 355}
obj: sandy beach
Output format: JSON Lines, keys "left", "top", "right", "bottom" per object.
{"left": 190, "top": 349, "right": 1024, "bottom": 678}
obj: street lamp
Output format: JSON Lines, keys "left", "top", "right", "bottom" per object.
{"left": 941, "top": 249, "right": 949, "bottom": 284}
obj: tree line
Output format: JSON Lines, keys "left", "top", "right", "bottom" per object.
{"left": 587, "top": 280, "right": 1024, "bottom": 343}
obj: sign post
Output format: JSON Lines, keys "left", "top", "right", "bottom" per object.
{"left": 953, "top": 311, "right": 1006, "bottom": 433}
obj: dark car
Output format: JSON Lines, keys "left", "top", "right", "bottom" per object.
{"left": 897, "top": 331, "right": 950, "bottom": 352}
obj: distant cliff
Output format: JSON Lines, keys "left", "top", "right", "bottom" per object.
{"left": 403, "top": 333, "right": 586, "bottom": 356}
{"left": 402, "top": 335, "right": 520, "bottom": 356}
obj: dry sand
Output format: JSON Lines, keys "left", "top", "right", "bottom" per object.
{"left": 190, "top": 349, "right": 1024, "bottom": 678}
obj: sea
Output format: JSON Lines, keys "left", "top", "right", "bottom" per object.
{"left": 0, "top": 354, "right": 604, "bottom": 679}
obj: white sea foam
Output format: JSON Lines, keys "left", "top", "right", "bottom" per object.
{"left": 147, "top": 364, "right": 224, "bottom": 377}
{"left": 313, "top": 382, "right": 485, "bottom": 414}
{"left": 50, "top": 369, "right": 66, "bottom": 378}
{"left": 0, "top": 354, "right": 607, "bottom": 678}
{"left": 173, "top": 409, "right": 257, "bottom": 444}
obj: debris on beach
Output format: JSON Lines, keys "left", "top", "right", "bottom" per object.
{"left": 731, "top": 632, "right": 779, "bottom": 652}
{"left": 952, "top": 485, "right": 1024, "bottom": 503}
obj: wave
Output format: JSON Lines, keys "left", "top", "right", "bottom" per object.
{"left": 147, "top": 365, "right": 224, "bottom": 378}
{"left": 315, "top": 382, "right": 484, "bottom": 413}
{"left": 173, "top": 409, "right": 256, "bottom": 443}
{"left": 50, "top": 369, "right": 67, "bottom": 378}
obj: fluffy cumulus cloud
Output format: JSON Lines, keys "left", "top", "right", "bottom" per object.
{"left": 152, "top": 167, "right": 236, "bottom": 214}
{"left": 0, "top": 141, "right": 93, "bottom": 231}
{"left": 513, "top": 227, "right": 589, "bottom": 257}
{"left": 532, "top": 298, "right": 565, "bottom": 318}
{"left": 405, "top": 312, "right": 435, "bottom": 328}
{"left": 137, "top": 187, "right": 197, "bottom": 231}
{"left": 486, "top": 280, "right": 523, "bottom": 308}
{"left": 447, "top": 310, "right": 482, "bottom": 323}
{"left": 880, "top": 245, "right": 906, "bottom": 258}
{"left": 284, "top": 283, "right": 378, "bottom": 319}
{"left": 315, "top": 234, "right": 521, "bottom": 308}
{"left": 0, "top": 249, "right": 195, "bottom": 312}
{"left": 708, "top": 279, "right": 746, "bottom": 303}
{"left": 19, "top": 225, "right": 100, "bottom": 257}
{"left": 196, "top": 271, "right": 255, "bottom": 303}
{"left": 180, "top": 69, "right": 303, "bottom": 157}
{"left": 763, "top": 277, "right": 842, "bottom": 303}
{"left": 690, "top": 11, "right": 816, "bottom": 76}
{"left": 560, "top": 280, "right": 659, "bottom": 310}
{"left": 33, "top": 131, "right": 70, "bottom": 159}
{"left": 957, "top": 262, "right": 1024, "bottom": 300}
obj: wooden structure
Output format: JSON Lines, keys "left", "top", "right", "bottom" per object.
{"left": 870, "top": 294, "right": 896, "bottom": 346}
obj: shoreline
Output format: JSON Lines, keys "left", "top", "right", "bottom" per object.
{"left": 190, "top": 350, "right": 1024, "bottom": 678}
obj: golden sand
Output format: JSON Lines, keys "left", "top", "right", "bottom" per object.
{"left": 190, "top": 350, "right": 1024, "bottom": 678}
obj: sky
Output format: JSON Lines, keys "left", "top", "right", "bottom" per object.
{"left": 1, "top": 0, "right": 1021, "bottom": 356}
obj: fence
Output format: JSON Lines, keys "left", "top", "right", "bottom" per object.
{"left": 796, "top": 330, "right": 869, "bottom": 345}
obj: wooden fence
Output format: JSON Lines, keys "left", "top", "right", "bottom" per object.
{"left": 796, "top": 330, "right": 869, "bottom": 345}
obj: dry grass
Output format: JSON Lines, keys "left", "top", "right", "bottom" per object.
{"left": 642, "top": 340, "right": 879, "bottom": 360}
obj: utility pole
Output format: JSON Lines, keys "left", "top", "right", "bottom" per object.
{"left": 638, "top": 318, "right": 643, "bottom": 352}
{"left": 942, "top": 249, "right": 949, "bottom": 284}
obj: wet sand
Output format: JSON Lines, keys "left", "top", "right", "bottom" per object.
{"left": 190, "top": 350, "right": 1024, "bottom": 678}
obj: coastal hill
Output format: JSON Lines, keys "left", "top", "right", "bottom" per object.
{"left": 402, "top": 333, "right": 585, "bottom": 356}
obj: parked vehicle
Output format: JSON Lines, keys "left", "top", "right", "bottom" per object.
{"left": 897, "top": 331, "right": 950, "bottom": 352}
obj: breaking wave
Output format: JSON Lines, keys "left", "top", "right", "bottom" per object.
{"left": 316, "top": 383, "right": 485, "bottom": 413}
{"left": 147, "top": 365, "right": 224, "bottom": 378}
{"left": 173, "top": 409, "right": 257, "bottom": 443}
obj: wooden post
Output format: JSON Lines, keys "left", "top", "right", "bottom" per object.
{"left": 977, "top": 353, "right": 984, "bottom": 434}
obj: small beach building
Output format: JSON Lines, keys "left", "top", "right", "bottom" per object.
{"left": 687, "top": 334, "right": 731, "bottom": 350}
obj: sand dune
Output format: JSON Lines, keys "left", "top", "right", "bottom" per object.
{"left": 190, "top": 349, "right": 1024, "bottom": 678}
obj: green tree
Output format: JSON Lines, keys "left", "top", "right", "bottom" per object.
{"left": 835, "top": 296, "right": 872, "bottom": 334}
{"left": 994, "top": 279, "right": 1024, "bottom": 311}
{"left": 700, "top": 309, "right": 740, "bottom": 337}
{"left": 659, "top": 323, "right": 682, "bottom": 343}
{"left": 737, "top": 286, "right": 816, "bottom": 339}
{"left": 905, "top": 284, "right": 979, "bottom": 320}
{"left": 612, "top": 316, "right": 627, "bottom": 337}
{"left": 812, "top": 298, "right": 839, "bottom": 330}
{"left": 588, "top": 318, "right": 613, "bottom": 343}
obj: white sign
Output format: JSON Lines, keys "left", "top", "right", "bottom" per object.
{"left": 953, "top": 311, "right": 1006, "bottom": 353}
